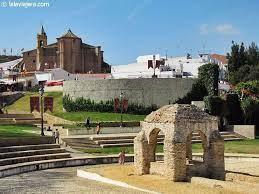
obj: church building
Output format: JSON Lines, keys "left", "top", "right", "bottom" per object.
{"left": 22, "top": 26, "right": 108, "bottom": 74}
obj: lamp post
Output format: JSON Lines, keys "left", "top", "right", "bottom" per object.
{"left": 39, "top": 85, "right": 45, "bottom": 136}
{"left": 119, "top": 92, "right": 124, "bottom": 127}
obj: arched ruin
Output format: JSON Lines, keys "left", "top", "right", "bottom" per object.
{"left": 134, "top": 104, "right": 225, "bottom": 181}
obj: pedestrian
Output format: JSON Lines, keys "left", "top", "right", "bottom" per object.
{"left": 55, "top": 129, "right": 60, "bottom": 144}
{"left": 47, "top": 126, "right": 52, "bottom": 131}
{"left": 85, "top": 117, "right": 90, "bottom": 129}
{"left": 118, "top": 150, "right": 125, "bottom": 165}
{"left": 52, "top": 130, "right": 56, "bottom": 142}
{"left": 96, "top": 123, "right": 101, "bottom": 134}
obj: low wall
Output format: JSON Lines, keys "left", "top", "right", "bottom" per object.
{"left": 63, "top": 78, "right": 196, "bottom": 107}
{"left": 33, "top": 112, "right": 75, "bottom": 126}
{"left": 65, "top": 126, "right": 141, "bottom": 136}
{"left": 0, "top": 136, "right": 55, "bottom": 147}
{"left": 0, "top": 92, "right": 24, "bottom": 108}
{"left": 227, "top": 125, "right": 255, "bottom": 139}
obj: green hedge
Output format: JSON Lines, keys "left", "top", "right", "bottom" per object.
{"left": 63, "top": 95, "right": 157, "bottom": 115}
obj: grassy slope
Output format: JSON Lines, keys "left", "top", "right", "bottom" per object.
{"left": 6, "top": 92, "right": 146, "bottom": 122}
{"left": 0, "top": 125, "right": 39, "bottom": 137}
{"left": 79, "top": 139, "right": 259, "bottom": 155}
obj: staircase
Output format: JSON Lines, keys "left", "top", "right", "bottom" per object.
{"left": 0, "top": 114, "right": 46, "bottom": 125}
{"left": 62, "top": 131, "right": 245, "bottom": 149}
{"left": 0, "top": 143, "right": 71, "bottom": 167}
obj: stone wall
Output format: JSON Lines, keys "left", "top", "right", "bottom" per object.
{"left": 227, "top": 125, "right": 255, "bottom": 139}
{"left": 63, "top": 78, "right": 196, "bottom": 107}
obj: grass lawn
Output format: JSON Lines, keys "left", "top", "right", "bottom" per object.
{"left": 0, "top": 125, "right": 39, "bottom": 137}
{"left": 79, "top": 139, "right": 259, "bottom": 155}
{"left": 6, "top": 92, "right": 146, "bottom": 122}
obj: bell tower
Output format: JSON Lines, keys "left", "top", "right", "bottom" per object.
{"left": 36, "top": 25, "right": 47, "bottom": 70}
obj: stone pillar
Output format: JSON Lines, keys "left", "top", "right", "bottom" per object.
{"left": 164, "top": 140, "right": 186, "bottom": 181}
{"left": 134, "top": 132, "right": 150, "bottom": 175}
{"left": 208, "top": 139, "right": 225, "bottom": 180}
{"left": 186, "top": 134, "right": 192, "bottom": 161}
{"left": 148, "top": 142, "right": 156, "bottom": 162}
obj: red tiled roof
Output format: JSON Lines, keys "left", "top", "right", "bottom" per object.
{"left": 210, "top": 54, "right": 228, "bottom": 64}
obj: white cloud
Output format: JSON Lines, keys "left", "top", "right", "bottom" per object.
{"left": 200, "top": 24, "right": 209, "bottom": 35}
{"left": 199, "top": 23, "right": 240, "bottom": 35}
{"left": 215, "top": 24, "right": 239, "bottom": 35}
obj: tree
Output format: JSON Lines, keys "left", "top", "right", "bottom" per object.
{"left": 198, "top": 63, "right": 219, "bottom": 96}
{"left": 227, "top": 41, "right": 259, "bottom": 84}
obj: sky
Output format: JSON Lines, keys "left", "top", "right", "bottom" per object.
{"left": 0, "top": 0, "right": 259, "bottom": 65}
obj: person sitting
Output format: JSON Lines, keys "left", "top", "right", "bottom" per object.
{"left": 118, "top": 150, "right": 126, "bottom": 165}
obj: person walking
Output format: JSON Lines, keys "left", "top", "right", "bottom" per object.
{"left": 96, "top": 123, "right": 101, "bottom": 134}
{"left": 55, "top": 129, "right": 60, "bottom": 144}
{"left": 118, "top": 150, "right": 125, "bottom": 165}
{"left": 52, "top": 129, "right": 56, "bottom": 142}
{"left": 85, "top": 117, "right": 90, "bottom": 129}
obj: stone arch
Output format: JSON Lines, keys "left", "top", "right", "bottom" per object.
{"left": 134, "top": 104, "right": 225, "bottom": 181}
{"left": 147, "top": 128, "right": 161, "bottom": 162}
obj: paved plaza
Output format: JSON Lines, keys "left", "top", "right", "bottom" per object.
{"left": 0, "top": 158, "right": 259, "bottom": 194}
{"left": 0, "top": 167, "right": 145, "bottom": 194}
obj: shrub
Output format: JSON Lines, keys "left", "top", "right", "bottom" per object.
{"left": 225, "top": 94, "right": 244, "bottom": 125}
{"left": 204, "top": 95, "right": 224, "bottom": 116}
{"left": 174, "top": 79, "right": 208, "bottom": 104}
{"left": 63, "top": 95, "right": 157, "bottom": 115}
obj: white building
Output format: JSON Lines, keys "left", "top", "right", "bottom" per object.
{"left": 111, "top": 53, "right": 228, "bottom": 80}
{"left": 111, "top": 54, "right": 209, "bottom": 79}
{"left": 0, "top": 58, "right": 23, "bottom": 79}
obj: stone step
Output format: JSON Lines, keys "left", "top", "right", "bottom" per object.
{"left": 62, "top": 138, "right": 98, "bottom": 145}
{"left": 89, "top": 131, "right": 234, "bottom": 141}
{"left": 0, "top": 114, "right": 34, "bottom": 119}
{"left": 0, "top": 148, "right": 67, "bottom": 159}
{"left": 89, "top": 134, "right": 163, "bottom": 141}
{"left": 15, "top": 118, "right": 41, "bottom": 121}
{"left": 0, "top": 153, "right": 71, "bottom": 166}
{"left": 0, "top": 144, "right": 60, "bottom": 153}
{"left": 100, "top": 137, "right": 244, "bottom": 148}
{"left": 95, "top": 134, "right": 240, "bottom": 145}
{"left": 64, "top": 142, "right": 101, "bottom": 149}
{"left": 15, "top": 120, "right": 47, "bottom": 124}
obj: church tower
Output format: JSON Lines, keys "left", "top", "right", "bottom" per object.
{"left": 36, "top": 26, "right": 47, "bottom": 70}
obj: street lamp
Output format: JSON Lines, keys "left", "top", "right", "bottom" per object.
{"left": 39, "top": 85, "right": 45, "bottom": 136}
{"left": 119, "top": 92, "right": 124, "bottom": 127}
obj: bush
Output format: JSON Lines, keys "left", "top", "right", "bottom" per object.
{"left": 175, "top": 63, "right": 218, "bottom": 104}
{"left": 225, "top": 94, "right": 244, "bottom": 125}
{"left": 174, "top": 79, "right": 208, "bottom": 104}
{"left": 204, "top": 96, "right": 224, "bottom": 116}
{"left": 63, "top": 95, "right": 157, "bottom": 115}
{"left": 235, "top": 80, "right": 259, "bottom": 97}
